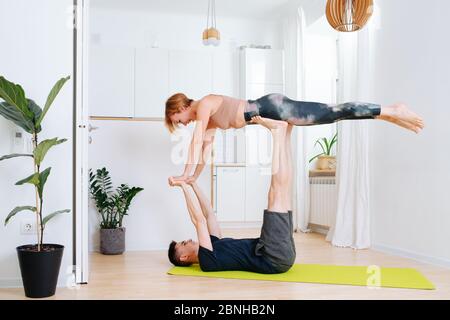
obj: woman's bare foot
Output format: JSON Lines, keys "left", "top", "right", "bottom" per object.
{"left": 379, "top": 103, "right": 424, "bottom": 133}
{"left": 377, "top": 114, "right": 421, "bottom": 133}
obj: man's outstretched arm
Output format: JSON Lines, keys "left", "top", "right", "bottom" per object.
{"left": 190, "top": 182, "right": 222, "bottom": 239}
{"left": 175, "top": 181, "right": 213, "bottom": 251}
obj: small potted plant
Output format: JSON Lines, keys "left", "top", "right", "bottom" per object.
{"left": 89, "top": 167, "right": 143, "bottom": 255}
{"left": 309, "top": 132, "right": 338, "bottom": 170}
{"left": 0, "top": 75, "right": 71, "bottom": 298}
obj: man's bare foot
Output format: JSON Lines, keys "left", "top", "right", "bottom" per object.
{"left": 379, "top": 103, "right": 425, "bottom": 133}
{"left": 251, "top": 116, "right": 287, "bottom": 131}
{"left": 250, "top": 115, "right": 273, "bottom": 129}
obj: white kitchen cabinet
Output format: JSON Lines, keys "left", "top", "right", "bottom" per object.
{"left": 169, "top": 50, "right": 213, "bottom": 100}
{"left": 246, "top": 83, "right": 285, "bottom": 100}
{"left": 89, "top": 45, "right": 135, "bottom": 117}
{"left": 243, "top": 49, "right": 284, "bottom": 84}
{"left": 215, "top": 166, "right": 246, "bottom": 222}
{"left": 245, "top": 125, "right": 272, "bottom": 167}
{"left": 213, "top": 128, "right": 246, "bottom": 164}
{"left": 214, "top": 165, "right": 272, "bottom": 223}
{"left": 90, "top": 47, "right": 239, "bottom": 118}
{"left": 135, "top": 48, "right": 169, "bottom": 118}
{"left": 245, "top": 166, "right": 272, "bottom": 221}
{"left": 212, "top": 50, "right": 239, "bottom": 96}
{"left": 240, "top": 48, "right": 285, "bottom": 99}
{"left": 240, "top": 47, "right": 284, "bottom": 169}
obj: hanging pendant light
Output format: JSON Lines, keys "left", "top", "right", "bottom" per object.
{"left": 202, "top": 0, "right": 221, "bottom": 46}
{"left": 326, "top": 0, "right": 374, "bottom": 32}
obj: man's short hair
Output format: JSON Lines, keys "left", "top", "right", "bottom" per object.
{"left": 168, "top": 240, "right": 193, "bottom": 267}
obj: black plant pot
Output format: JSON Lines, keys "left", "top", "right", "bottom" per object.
{"left": 100, "top": 227, "right": 125, "bottom": 255}
{"left": 16, "top": 244, "right": 64, "bottom": 298}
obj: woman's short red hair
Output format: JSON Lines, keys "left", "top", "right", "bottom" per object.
{"left": 164, "top": 93, "right": 193, "bottom": 133}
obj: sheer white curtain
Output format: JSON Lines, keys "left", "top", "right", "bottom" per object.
{"left": 282, "top": 7, "right": 311, "bottom": 233}
{"left": 326, "top": 25, "right": 374, "bottom": 249}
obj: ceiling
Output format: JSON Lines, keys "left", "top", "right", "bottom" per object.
{"left": 90, "top": 0, "right": 302, "bottom": 20}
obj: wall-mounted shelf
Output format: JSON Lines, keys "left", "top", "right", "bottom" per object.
{"left": 309, "top": 169, "right": 336, "bottom": 177}
{"left": 213, "top": 163, "right": 247, "bottom": 167}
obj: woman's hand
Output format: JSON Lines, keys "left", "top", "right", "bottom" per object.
{"left": 168, "top": 176, "right": 187, "bottom": 187}
{"left": 185, "top": 175, "right": 197, "bottom": 185}
{"left": 168, "top": 175, "right": 187, "bottom": 184}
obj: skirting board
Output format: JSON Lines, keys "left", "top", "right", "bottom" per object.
{"left": 0, "top": 278, "right": 71, "bottom": 289}
{"left": 308, "top": 223, "right": 329, "bottom": 235}
{"left": 0, "top": 278, "right": 22, "bottom": 288}
{"left": 372, "top": 243, "right": 450, "bottom": 269}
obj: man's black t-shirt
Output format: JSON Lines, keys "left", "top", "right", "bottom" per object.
{"left": 198, "top": 235, "right": 277, "bottom": 274}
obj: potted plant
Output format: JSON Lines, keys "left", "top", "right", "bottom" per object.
{"left": 89, "top": 167, "right": 143, "bottom": 255}
{"left": 0, "top": 75, "right": 71, "bottom": 298}
{"left": 309, "top": 132, "right": 338, "bottom": 170}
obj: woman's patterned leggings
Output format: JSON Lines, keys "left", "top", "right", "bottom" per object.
{"left": 244, "top": 93, "right": 381, "bottom": 126}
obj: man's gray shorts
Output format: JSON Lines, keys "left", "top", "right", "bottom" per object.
{"left": 255, "top": 209, "right": 296, "bottom": 273}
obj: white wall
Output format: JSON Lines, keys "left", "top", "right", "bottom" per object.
{"left": 284, "top": 0, "right": 325, "bottom": 27}
{"left": 88, "top": 6, "right": 283, "bottom": 50}
{"left": 88, "top": 121, "right": 209, "bottom": 251}
{"left": 370, "top": 0, "right": 450, "bottom": 266}
{"left": 0, "top": 0, "right": 73, "bottom": 287}
{"left": 87, "top": 6, "right": 282, "bottom": 251}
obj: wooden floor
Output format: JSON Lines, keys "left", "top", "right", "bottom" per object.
{"left": 1, "top": 229, "right": 449, "bottom": 300}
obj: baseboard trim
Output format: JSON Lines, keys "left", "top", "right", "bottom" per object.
{"left": 308, "top": 223, "right": 329, "bottom": 235}
{"left": 0, "top": 278, "right": 22, "bottom": 288}
{"left": 0, "top": 278, "right": 72, "bottom": 289}
{"left": 372, "top": 243, "right": 450, "bottom": 269}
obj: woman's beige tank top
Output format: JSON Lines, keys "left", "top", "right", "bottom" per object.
{"left": 209, "top": 95, "right": 246, "bottom": 129}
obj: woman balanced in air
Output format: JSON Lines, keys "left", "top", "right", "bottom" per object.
{"left": 165, "top": 93, "right": 424, "bottom": 183}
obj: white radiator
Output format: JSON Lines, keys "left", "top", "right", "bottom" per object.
{"left": 309, "top": 176, "right": 337, "bottom": 227}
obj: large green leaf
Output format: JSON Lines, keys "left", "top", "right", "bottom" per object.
{"left": 116, "top": 185, "right": 144, "bottom": 227}
{"left": 0, "top": 153, "right": 33, "bottom": 161}
{"left": 15, "top": 167, "right": 52, "bottom": 199}
{"left": 37, "top": 167, "right": 51, "bottom": 199}
{"left": 42, "top": 209, "right": 70, "bottom": 227}
{"left": 89, "top": 168, "right": 113, "bottom": 212}
{"left": 0, "top": 101, "right": 36, "bottom": 133}
{"left": 4, "top": 206, "right": 36, "bottom": 225}
{"left": 34, "top": 138, "right": 67, "bottom": 166}
{"left": 0, "top": 76, "right": 33, "bottom": 119}
{"left": 27, "top": 99, "right": 43, "bottom": 133}
{"left": 16, "top": 172, "right": 40, "bottom": 186}
{"left": 37, "top": 76, "right": 70, "bottom": 126}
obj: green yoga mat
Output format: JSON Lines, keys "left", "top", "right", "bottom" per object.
{"left": 168, "top": 264, "right": 435, "bottom": 290}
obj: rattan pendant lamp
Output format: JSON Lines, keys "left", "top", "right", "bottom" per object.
{"left": 202, "top": 0, "right": 220, "bottom": 46}
{"left": 326, "top": 0, "right": 374, "bottom": 32}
